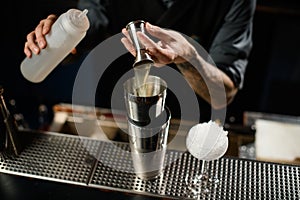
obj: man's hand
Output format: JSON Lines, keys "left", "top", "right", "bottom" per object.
{"left": 121, "top": 22, "right": 197, "bottom": 67}
{"left": 24, "top": 14, "right": 57, "bottom": 58}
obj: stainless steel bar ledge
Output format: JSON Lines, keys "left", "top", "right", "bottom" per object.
{"left": 0, "top": 129, "right": 299, "bottom": 200}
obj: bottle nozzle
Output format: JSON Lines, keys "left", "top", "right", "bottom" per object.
{"left": 79, "top": 9, "right": 88, "bottom": 18}
{"left": 70, "top": 8, "right": 89, "bottom": 31}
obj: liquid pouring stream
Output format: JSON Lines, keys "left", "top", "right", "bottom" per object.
{"left": 133, "top": 63, "right": 151, "bottom": 96}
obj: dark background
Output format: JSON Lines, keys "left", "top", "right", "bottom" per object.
{"left": 2, "top": 0, "right": 300, "bottom": 129}
{"left": 227, "top": 0, "right": 300, "bottom": 123}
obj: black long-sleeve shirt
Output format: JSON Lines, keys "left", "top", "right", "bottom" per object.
{"left": 75, "top": 0, "right": 256, "bottom": 121}
{"left": 77, "top": 0, "right": 256, "bottom": 89}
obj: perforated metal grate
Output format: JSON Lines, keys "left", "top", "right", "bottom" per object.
{"left": 90, "top": 143, "right": 300, "bottom": 199}
{"left": 1, "top": 131, "right": 300, "bottom": 199}
{"left": 0, "top": 132, "right": 100, "bottom": 185}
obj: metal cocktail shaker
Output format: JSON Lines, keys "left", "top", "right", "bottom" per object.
{"left": 123, "top": 75, "right": 170, "bottom": 180}
{"left": 123, "top": 75, "right": 167, "bottom": 126}
{"left": 127, "top": 107, "right": 170, "bottom": 180}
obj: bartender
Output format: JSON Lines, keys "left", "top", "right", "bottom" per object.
{"left": 23, "top": 0, "right": 256, "bottom": 123}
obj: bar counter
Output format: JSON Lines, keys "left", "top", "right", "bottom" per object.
{"left": 1, "top": 104, "right": 300, "bottom": 200}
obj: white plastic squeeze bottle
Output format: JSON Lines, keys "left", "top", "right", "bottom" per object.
{"left": 20, "top": 9, "right": 90, "bottom": 83}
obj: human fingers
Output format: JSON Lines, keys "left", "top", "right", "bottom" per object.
{"left": 137, "top": 32, "right": 176, "bottom": 64}
{"left": 146, "top": 22, "right": 196, "bottom": 64}
{"left": 35, "top": 15, "right": 56, "bottom": 49}
{"left": 42, "top": 14, "right": 57, "bottom": 35}
{"left": 145, "top": 22, "right": 172, "bottom": 41}
{"left": 121, "top": 37, "right": 136, "bottom": 57}
{"left": 71, "top": 48, "right": 77, "bottom": 55}
{"left": 121, "top": 28, "right": 132, "bottom": 43}
{"left": 121, "top": 28, "right": 136, "bottom": 56}
{"left": 24, "top": 31, "right": 40, "bottom": 57}
{"left": 24, "top": 42, "right": 33, "bottom": 58}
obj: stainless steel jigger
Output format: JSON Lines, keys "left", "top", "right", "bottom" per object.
{"left": 126, "top": 20, "right": 154, "bottom": 67}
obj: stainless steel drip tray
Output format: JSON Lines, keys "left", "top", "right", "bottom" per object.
{"left": 0, "top": 130, "right": 98, "bottom": 185}
{"left": 1, "top": 130, "right": 300, "bottom": 200}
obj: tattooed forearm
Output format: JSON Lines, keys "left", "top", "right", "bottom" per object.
{"left": 176, "top": 61, "right": 211, "bottom": 102}
{"left": 176, "top": 55, "right": 238, "bottom": 108}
